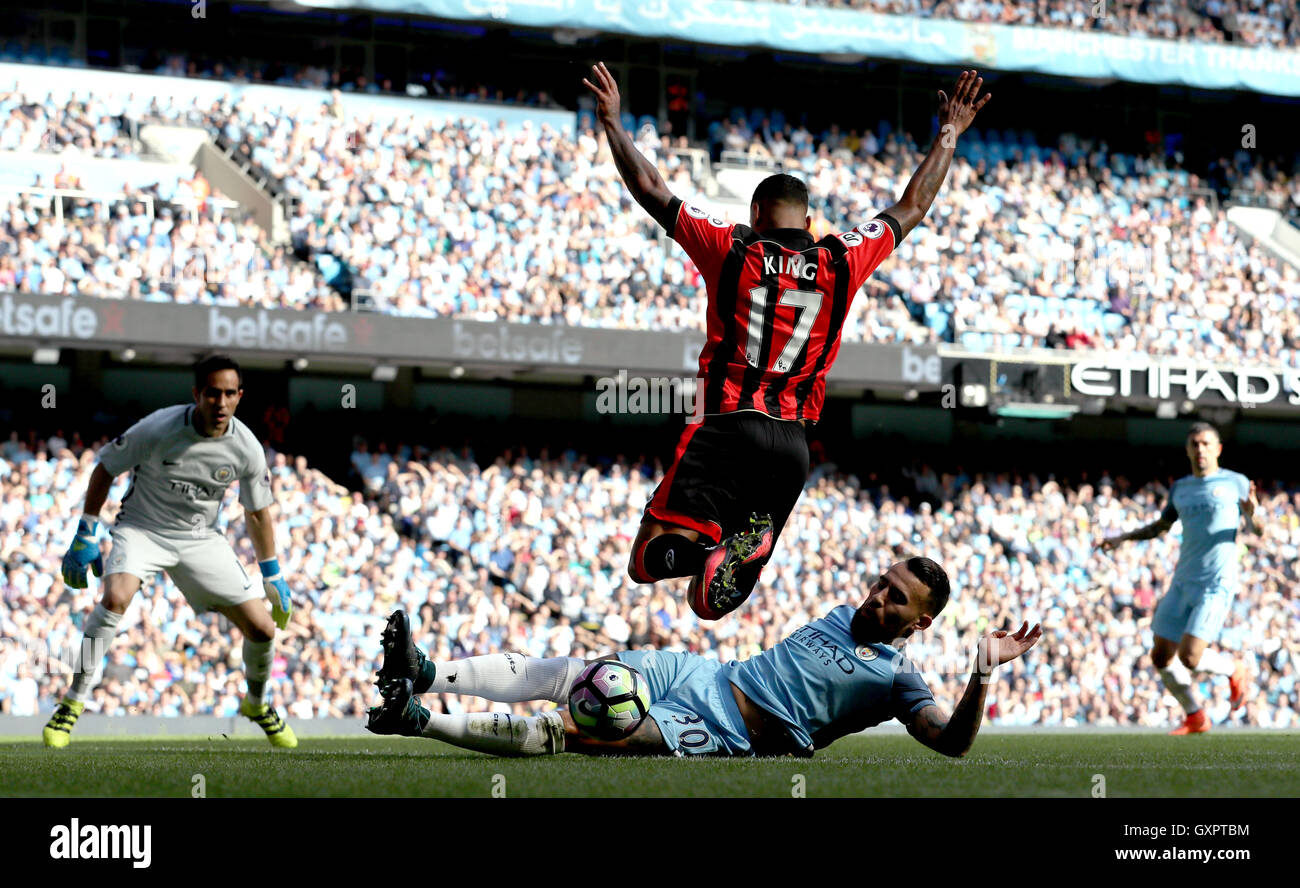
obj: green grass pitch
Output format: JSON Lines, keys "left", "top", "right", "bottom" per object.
{"left": 3, "top": 732, "right": 1299, "bottom": 797}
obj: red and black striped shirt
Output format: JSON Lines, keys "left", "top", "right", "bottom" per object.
{"left": 666, "top": 197, "right": 899, "bottom": 423}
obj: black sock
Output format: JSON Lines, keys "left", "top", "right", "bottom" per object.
{"left": 639, "top": 534, "right": 709, "bottom": 580}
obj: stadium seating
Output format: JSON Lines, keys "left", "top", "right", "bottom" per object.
{"left": 1, "top": 72, "right": 1298, "bottom": 361}
{"left": 1, "top": 430, "right": 1297, "bottom": 727}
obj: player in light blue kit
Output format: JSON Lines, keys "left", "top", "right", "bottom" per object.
{"left": 1099, "top": 422, "right": 1262, "bottom": 735}
{"left": 365, "top": 558, "right": 1042, "bottom": 758}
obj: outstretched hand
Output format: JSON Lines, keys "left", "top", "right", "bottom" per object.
{"left": 976, "top": 621, "right": 1042, "bottom": 674}
{"left": 582, "top": 62, "right": 621, "bottom": 128}
{"left": 1241, "top": 481, "right": 1262, "bottom": 533}
{"left": 937, "top": 70, "right": 992, "bottom": 140}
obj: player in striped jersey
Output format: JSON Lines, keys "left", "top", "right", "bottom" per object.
{"left": 45, "top": 355, "right": 297, "bottom": 748}
{"left": 583, "top": 63, "right": 991, "bottom": 620}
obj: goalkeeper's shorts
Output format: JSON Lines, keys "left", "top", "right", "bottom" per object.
{"left": 105, "top": 525, "right": 259, "bottom": 613}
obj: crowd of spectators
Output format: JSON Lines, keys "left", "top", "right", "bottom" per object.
{"left": 766, "top": 0, "right": 1300, "bottom": 48}
{"left": 4, "top": 75, "right": 1300, "bottom": 362}
{"left": 2, "top": 426, "right": 1298, "bottom": 730}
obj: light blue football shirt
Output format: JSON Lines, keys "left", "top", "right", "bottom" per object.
{"left": 726, "top": 604, "right": 936, "bottom": 750}
{"left": 1160, "top": 469, "right": 1251, "bottom": 586}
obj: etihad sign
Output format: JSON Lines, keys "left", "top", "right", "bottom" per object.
{"left": 1071, "top": 360, "right": 1300, "bottom": 406}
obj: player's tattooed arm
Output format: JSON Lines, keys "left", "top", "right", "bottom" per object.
{"left": 907, "top": 673, "right": 988, "bottom": 758}
{"left": 882, "top": 70, "right": 990, "bottom": 242}
{"left": 908, "top": 622, "right": 1042, "bottom": 757}
{"left": 583, "top": 61, "right": 677, "bottom": 231}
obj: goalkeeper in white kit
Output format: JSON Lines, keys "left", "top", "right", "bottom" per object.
{"left": 46, "top": 354, "right": 297, "bottom": 748}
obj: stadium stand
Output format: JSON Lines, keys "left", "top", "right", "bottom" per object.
{"left": 2, "top": 429, "right": 1297, "bottom": 727}
{"left": 4, "top": 75, "right": 1299, "bottom": 362}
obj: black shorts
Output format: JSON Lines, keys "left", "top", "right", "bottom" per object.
{"left": 644, "top": 411, "right": 810, "bottom": 546}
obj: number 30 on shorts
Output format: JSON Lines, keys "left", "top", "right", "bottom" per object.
{"left": 672, "top": 713, "right": 711, "bottom": 750}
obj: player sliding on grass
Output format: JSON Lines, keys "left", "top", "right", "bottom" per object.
{"left": 583, "top": 62, "right": 991, "bottom": 621}
{"left": 366, "top": 557, "right": 1041, "bottom": 758}
{"left": 1098, "top": 422, "right": 1261, "bottom": 735}
{"left": 46, "top": 354, "right": 297, "bottom": 748}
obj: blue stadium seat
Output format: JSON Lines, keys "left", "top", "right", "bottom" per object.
{"left": 577, "top": 109, "right": 595, "bottom": 132}
{"left": 730, "top": 106, "right": 747, "bottom": 124}
{"left": 1005, "top": 294, "right": 1026, "bottom": 313}
{"left": 1101, "top": 312, "right": 1128, "bottom": 334}
{"left": 770, "top": 110, "right": 787, "bottom": 132}
{"left": 636, "top": 115, "right": 657, "bottom": 134}
{"left": 619, "top": 112, "right": 636, "bottom": 133}
{"left": 1026, "top": 295, "right": 1046, "bottom": 314}
{"left": 961, "top": 331, "right": 984, "bottom": 350}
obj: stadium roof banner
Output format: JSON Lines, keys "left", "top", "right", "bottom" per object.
{"left": 0, "top": 292, "right": 928, "bottom": 386}
{"left": 298, "top": 0, "right": 1300, "bottom": 98}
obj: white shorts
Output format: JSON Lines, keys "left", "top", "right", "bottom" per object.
{"left": 105, "top": 525, "right": 259, "bottom": 613}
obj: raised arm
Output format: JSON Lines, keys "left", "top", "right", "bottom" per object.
{"left": 881, "top": 70, "right": 991, "bottom": 242}
{"left": 583, "top": 62, "right": 676, "bottom": 230}
{"left": 908, "top": 621, "right": 1041, "bottom": 757}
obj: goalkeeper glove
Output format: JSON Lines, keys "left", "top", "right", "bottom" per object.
{"left": 259, "top": 558, "right": 293, "bottom": 630}
{"left": 61, "top": 516, "right": 104, "bottom": 588}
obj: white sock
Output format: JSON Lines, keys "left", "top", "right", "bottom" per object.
{"left": 1193, "top": 650, "right": 1236, "bottom": 677}
{"left": 1160, "top": 660, "right": 1201, "bottom": 715}
{"left": 426, "top": 654, "right": 585, "bottom": 703}
{"left": 67, "top": 604, "right": 124, "bottom": 703}
{"left": 243, "top": 638, "right": 274, "bottom": 702}
{"left": 420, "top": 710, "right": 565, "bottom": 757}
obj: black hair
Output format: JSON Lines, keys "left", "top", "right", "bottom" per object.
{"left": 193, "top": 354, "right": 243, "bottom": 390}
{"left": 907, "top": 555, "right": 951, "bottom": 618}
{"left": 751, "top": 173, "right": 809, "bottom": 211}
{"left": 1187, "top": 421, "right": 1219, "bottom": 442}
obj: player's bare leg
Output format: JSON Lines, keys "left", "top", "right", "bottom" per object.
{"left": 1152, "top": 635, "right": 1208, "bottom": 735}
{"left": 43, "top": 572, "right": 142, "bottom": 748}
{"left": 628, "top": 518, "right": 708, "bottom": 584}
{"left": 1178, "top": 633, "right": 1248, "bottom": 710}
{"left": 217, "top": 598, "right": 297, "bottom": 748}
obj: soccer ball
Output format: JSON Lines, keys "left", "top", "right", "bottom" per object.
{"left": 568, "top": 660, "right": 651, "bottom": 741}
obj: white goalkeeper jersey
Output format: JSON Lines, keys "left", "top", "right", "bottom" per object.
{"left": 97, "top": 404, "right": 274, "bottom": 538}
